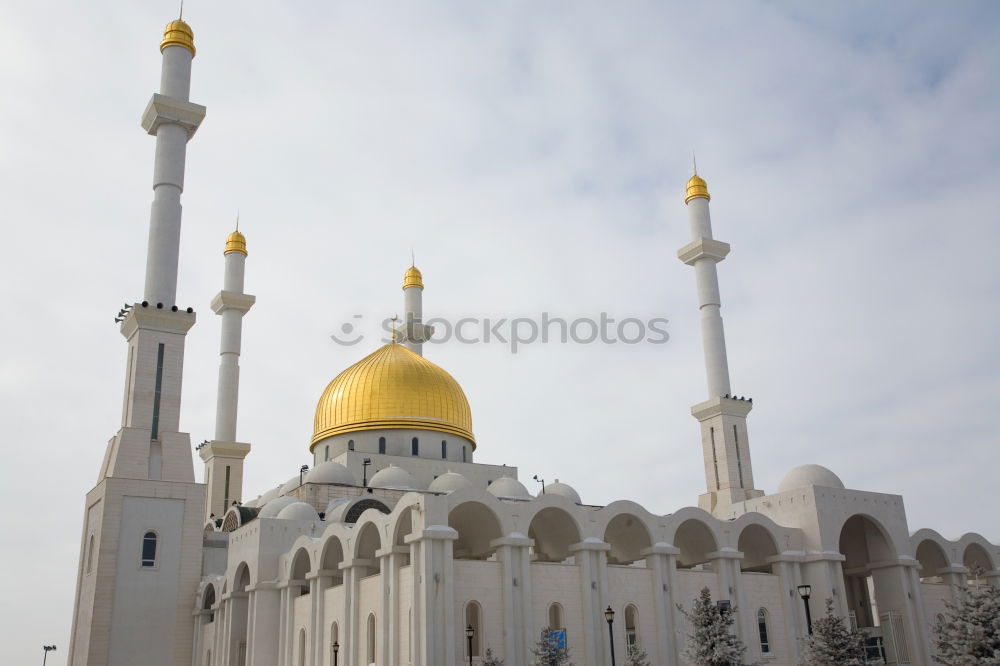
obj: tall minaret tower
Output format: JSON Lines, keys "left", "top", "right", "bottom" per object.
{"left": 200, "top": 228, "right": 255, "bottom": 522}
{"left": 678, "top": 169, "right": 763, "bottom": 515}
{"left": 399, "top": 264, "right": 434, "bottom": 355}
{"left": 69, "top": 18, "right": 207, "bottom": 666}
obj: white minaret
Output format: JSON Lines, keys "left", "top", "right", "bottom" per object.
{"left": 399, "top": 264, "right": 434, "bottom": 355}
{"left": 200, "top": 228, "right": 255, "bottom": 522}
{"left": 678, "top": 169, "right": 763, "bottom": 516}
{"left": 69, "top": 19, "right": 207, "bottom": 666}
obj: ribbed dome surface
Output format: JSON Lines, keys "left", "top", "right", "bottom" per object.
{"left": 311, "top": 344, "right": 474, "bottom": 450}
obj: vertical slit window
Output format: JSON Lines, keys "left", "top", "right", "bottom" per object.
{"left": 710, "top": 427, "right": 721, "bottom": 489}
{"left": 150, "top": 343, "right": 165, "bottom": 440}
{"left": 441, "top": 440, "right": 447, "bottom": 459}
{"left": 379, "top": 437, "right": 386, "bottom": 454}
{"left": 224, "top": 465, "right": 231, "bottom": 508}
{"left": 411, "top": 437, "right": 419, "bottom": 456}
{"left": 733, "top": 425, "right": 744, "bottom": 488}
{"left": 757, "top": 608, "right": 770, "bottom": 654}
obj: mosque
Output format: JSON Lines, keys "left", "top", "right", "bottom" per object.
{"left": 67, "top": 16, "right": 999, "bottom": 666}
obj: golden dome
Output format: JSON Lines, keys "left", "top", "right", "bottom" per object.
{"left": 685, "top": 174, "right": 710, "bottom": 204}
{"left": 403, "top": 265, "right": 423, "bottom": 289}
{"left": 160, "top": 19, "right": 196, "bottom": 56}
{"left": 224, "top": 230, "right": 247, "bottom": 256}
{"left": 311, "top": 344, "right": 475, "bottom": 450}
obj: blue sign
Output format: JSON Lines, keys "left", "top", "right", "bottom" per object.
{"left": 545, "top": 629, "right": 567, "bottom": 650}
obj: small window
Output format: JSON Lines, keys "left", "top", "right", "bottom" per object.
{"left": 441, "top": 440, "right": 447, "bottom": 459}
{"left": 462, "top": 445, "right": 467, "bottom": 462}
{"left": 325, "top": 445, "right": 329, "bottom": 461}
{"left": 367, "top": 613, "right": 376, "bottom": 663}
{"left": 625, "top": 604, "right": 639, "bottom": 647}
{"left": 548, "top": 602, "right": 564, "bottom": 630}
{"left": 757, "top": 608, "right": 771, "bottom": 654}
{"left": 348, "top": 440, "right": 355, "bottom": 451}
{"left": 411, "top": 437, "right": 419, "bottom": 456}
{"left": 379, "top": 437, "right": 386, "bottom": 454}
{"left": 141, "top": 531, "right": 158, "bottom": 567}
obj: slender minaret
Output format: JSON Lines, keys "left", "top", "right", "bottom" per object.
{"left": 399, "top": 263, "right": 434, "bottom": 355}
{"left": 200, "top": 227, "right": 255, "bottom": 522}
{"left": 678, "top": 168, "right": 763, "bottom": 515}
{"left": 69, "top": 18, "right": 207, "bottom": 666}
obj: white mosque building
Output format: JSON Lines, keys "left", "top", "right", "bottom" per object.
{"left": 68, "top": 17, "right": 999, "bottom": 666}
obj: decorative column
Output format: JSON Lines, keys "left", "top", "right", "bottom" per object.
{"left": 678, "top": 170, "right": 762, "bottom": 516}
{"left": 380, "top": 546, "right": 409, "bottom": 666}
{"left": 642, "top": 544, "right": 680, "bottom": 666}
{"left": 492, "top": 535, "right": 535, "bottom": 666}
{"left": 246, "top": 583, "right": 280, "bottom": 666}
{"left": 406, "top": 526, "right": 459, "bottom": 666}
{"left": 767, "top": 553, "right": 806, "bottom": 663}
{"left": 570, "top": 540, "right": 612, "bottom": 666}
{"left": 706, "top": 548, "right": 745, "bottom": 641}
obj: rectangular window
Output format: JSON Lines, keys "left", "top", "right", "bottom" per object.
{"left": 379, "top": 437, "right": 386, "bottom": 454}
{"left": 462, "top": 446, "right": 467, "bottom": 462}
{"left": 733, "top": 425, "right": 744, "bottom": 488}
{"left": 710, "top": 427, "right": 721, "bottom": 490}
{"left": 441, "top": 440, "right": 447, "bottom": 459}
{"left": 411, "top": 438, "right": 418, "bottom": 456}
{"left": 224, "top": 465, "right": 231, "bottom": 508}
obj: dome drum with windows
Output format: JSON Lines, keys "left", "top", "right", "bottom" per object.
{"left": 311, "top": 343, "right": 475, "bottom": 458}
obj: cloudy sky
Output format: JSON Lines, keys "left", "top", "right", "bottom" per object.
{"left": 2, "top": 0, "right": 999, "bottom": 662}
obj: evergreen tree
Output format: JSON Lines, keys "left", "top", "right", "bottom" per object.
{"left": 802, "top": 598, "right": 868, "bottom": 666}
{"left": 529, "top": 627, "right": 574, "bottom": 666}
{"left": 677, "top": 586, "right": 752, "bottom": 666}
{"left": 482, "top": 647, "right": 505, "bottom": 666}
{"left": 624, "top": 643, "right": 652, "bottom": 666}
{"left": 933, "top": 583, "right": 1000, "bottom": 665}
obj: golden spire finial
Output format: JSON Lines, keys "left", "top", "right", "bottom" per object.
{"left": 403, "top": 263, "right": 423, "bottom": 290}
{"left": 685, "top": 157, "right": 710, "bottom": 204}
{"left": 161, "top": 10, "right": 196, "bottom": 56}
{"left": 224, "top": 215, "right": 247, "bottom": 256}
{"left": 390, "top": 315, "right": 399, "bottom": 343}
{"left": 179, "top": 0, "right": 184, "bottom": 20}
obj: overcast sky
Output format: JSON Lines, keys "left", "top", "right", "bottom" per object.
{"left": 2, "top": 1, "right": 999, "bottom": 662}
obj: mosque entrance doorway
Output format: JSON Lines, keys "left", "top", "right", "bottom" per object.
{"left": 839, "top": 515, "right": 910, "bottom": 664}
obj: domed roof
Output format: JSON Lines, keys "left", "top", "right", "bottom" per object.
{"left": 224, "top": 230, "right": 247, "bottom": 256}
{"left": 544, "top": 480, "right": 581, "bottom": 504}
{"left": 160, "top": 19, "right": 195, "bottom": 56}
{"left": 403, "top": 265, "right": 424, "bottom": 289}
{"left": 259, "top": 486, "right": 281, "bottom": 505}
{"left": 488, "top": 475, "right": 531, "bottom": 500}
{"left": 778, "top": 464, "right": 845, "bottom": 492}
{"left": 258, "top": 496, "right": 299, "bottom": 518}
{"left": 276, "top": 501, "right": 321, "bottom": 522}
{"left": 278, "top": 476, "right": 301, "bottom": 496}
{"left": 311, "top": 344, "right": 475, "bottom": 450}
{"left": 305, "top": 461, "right": 356, "bottom": 486}
{"left": 369, "top": 465, "right": 421, "bottom": 491}
{"left": 428, "top": 472, "right": 472, "bottom": 494}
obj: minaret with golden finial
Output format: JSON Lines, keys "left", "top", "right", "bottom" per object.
{"left": 399, "top": 261, "right": 434, "bottom": 355}
{"left": 678, "top": 165, "right": 763, "bottom": 515}
{"left": 200, "top": 222, "right": 256, "bottom": 522}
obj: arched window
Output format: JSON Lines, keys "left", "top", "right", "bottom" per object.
{"left": 411, "top": 437, "right": 419, "bottom": 456}
{"left": 87, "top": 534, "right": 95, "bottom": 573}
{"left": 757, "top": 608, "right": 771, "bottom": 654}
{"left": 367, "top": 613, "right": 377, "bottom": 664}
{"left": 548, "top": 602, "right": 564, "bottom": 630}
{"left": 379, "top": 437, "right": 386, "bottom": 454}
{"left": 141, "top": 531, "right": 158, "bottom": 567}
{"left": 330, "top": 621, "right": 340, "bottom": 665}
{"left": 206, "top": 650, "right": 211, "bottom": 666}
{"left": 298, "top": 628, "right": 306, "bottom": 666}
{"left": 465, "top": 601, "right": 482, "bottom": 657}
{"left": 625, "top": 604, "right": 639, "bottom": 648}
{"left": 348, "top": 439, "right": 355, "bottom": 451}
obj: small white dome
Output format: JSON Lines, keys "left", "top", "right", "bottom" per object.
{"left": 778, "top": 464, "right": 845, "bottom": 492}
{"left": 242, "top": 498, "right": 259, "bottom": 509}
{"left": 369, "top": 465, "right": 421, "bottom": 491}
{"left": 259, "top": 486, "right": 281, "bottom": 505}
{"left": 544, "top": 480, "right": 581, "bottom": 504}
{"left": 276, "top": 501, "right": 321, "bottom": 522}
{"left": 258, "top": 496, "right": 299, "bottom": 518}
{"left": 429, "top": 472, "right": 472, "bottom": 493}
{"left": 305, "top": 461, "right": 356, "bottom": 486}
{"left": 279, "top": 475, "right": 301, "bottom": 496}
{"left": 488, "top": 475, "right": 531, "bottom": 500}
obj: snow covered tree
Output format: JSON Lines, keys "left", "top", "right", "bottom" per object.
{"left": 802, "top": 598, "right": 868, "bottom": 666}
{"left": 529, "top": 627, "right": 574, "bottom": 666}
{"left": 482, "top": 647, "right": 505, "bottom": 666}
{"left": 624, "top": 643, "right": 651, "bottom": 666}
{"left": 677, "top": 586, "right": 753, "bottom": 666}
{"left": 933, "top": 582, "right": 1000, "bottom": 665}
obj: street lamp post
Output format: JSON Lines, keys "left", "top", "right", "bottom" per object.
{"left": 466, "top": 623, "right": 475, "bottom": 666}
{"left": 797, "top": 584, "right": 813, "bottom": 635}
{"left": 42, "top": 645, "right": 57, "bottom": 666}
{"left": 332, "top": 640, "right": 339, "bottom": 666}
{"left": 604, "top": 606, "right": 617, "bottom": 666}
